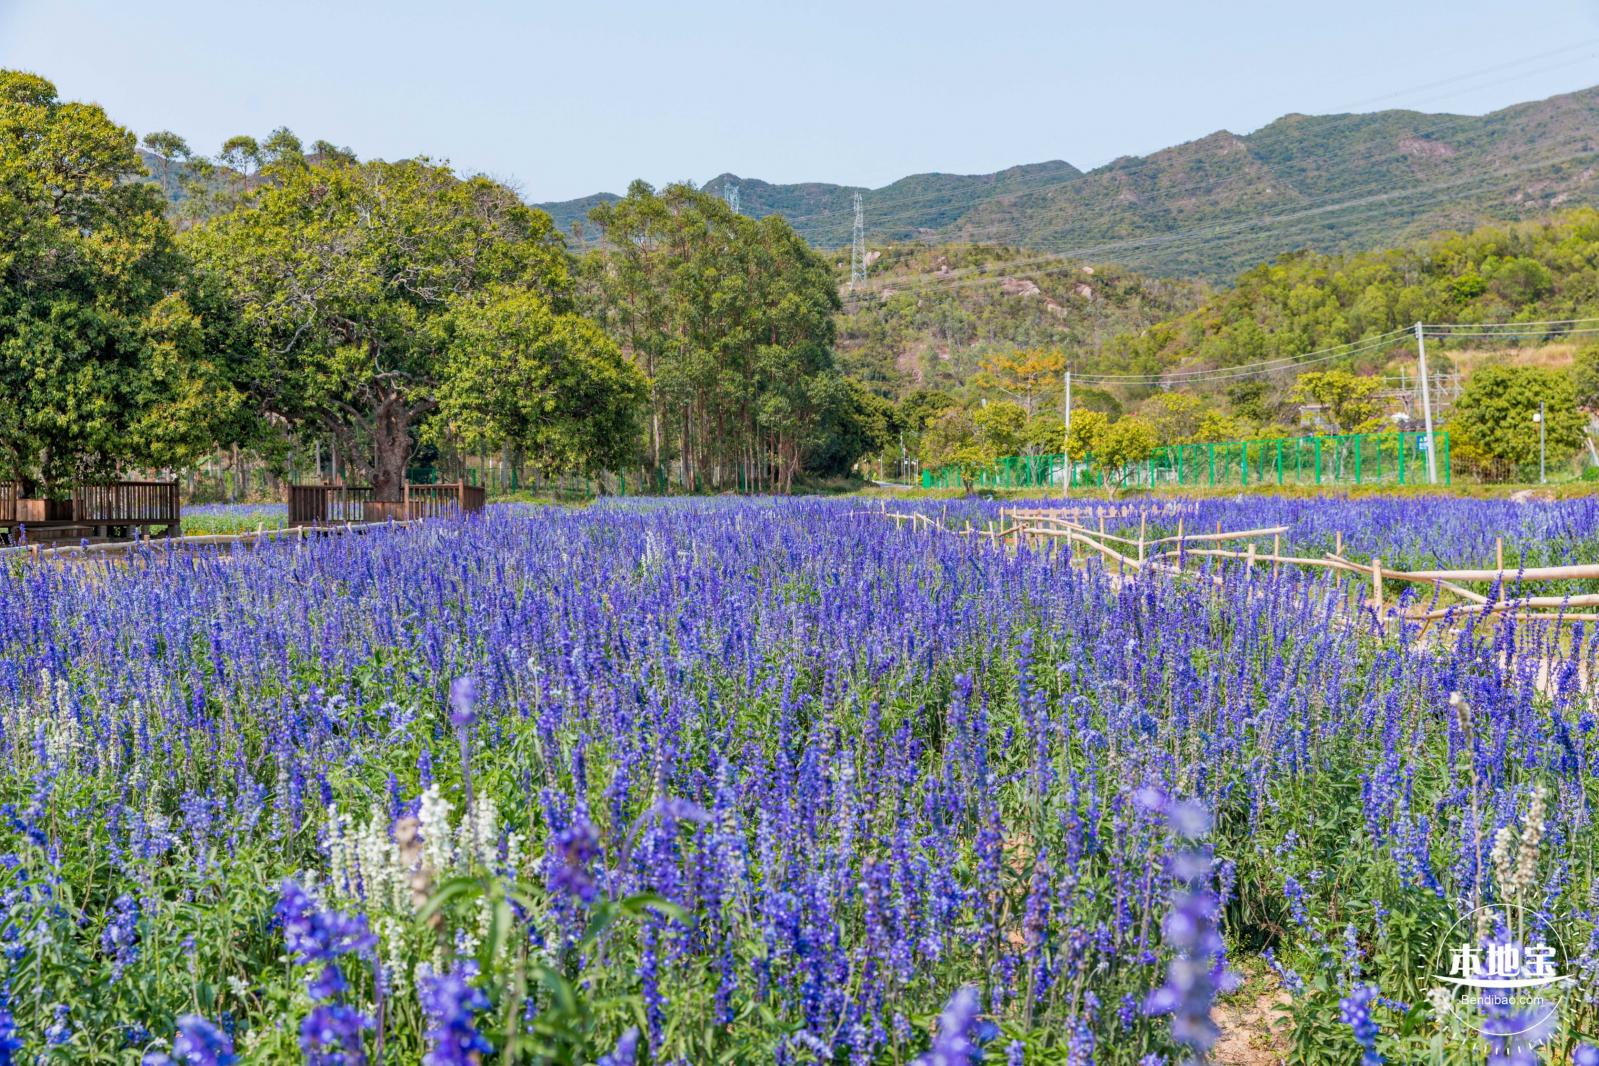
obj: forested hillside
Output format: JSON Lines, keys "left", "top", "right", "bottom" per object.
{"left": 103, "top": 74, "right": 1599, "bottom": 487}
{"left": 834, "top": 243, "right": 1207, "bottom": 397}
{"left": 895, "top": 210, "right": 1599, "bottom": 482}
{"left": 861, "top": 208, "right": 1599, "bottom": 406}
{"left": 950, "top": 86, "right": 1599, "bottom": 279}
{"left": 1100, "top": 208, "right": 1599, "bottom": 386}
{"left": 541, "top": 85, "right": 1599, "bottom": 280}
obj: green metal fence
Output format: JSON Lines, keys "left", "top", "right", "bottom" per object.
{"left": 920, "top": 430, "right": 1451, "bottom": 490}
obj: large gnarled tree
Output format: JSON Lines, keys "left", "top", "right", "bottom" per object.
{"left": 187, "top": 157, "right": 586, "bottom": 500}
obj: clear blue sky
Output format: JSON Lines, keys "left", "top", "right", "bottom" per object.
{"left": 3, "top": 0, "right": 1599, "bottom": 202}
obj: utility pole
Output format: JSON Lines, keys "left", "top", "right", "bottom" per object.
{"left": 1414, "top": 322, "right": 1438, "bottom": 484}
{"left": 849, "top": 192, "right": 866, "bottom": 288}
{"left": 1062, "top": 368, "right": 1072, "bottom": 497}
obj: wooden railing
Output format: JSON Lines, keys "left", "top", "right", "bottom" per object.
{"left": 1, "top": 515, "right": 423, "bottom": 562}
{"left": 288, "top": 483, "right": 485, "bottom": 526}
{"left": 403, "top": 482, "right": 486, "bottom": 519}
{"left": 73, "top": 481, "right": 180, "bottom": 525}
{"left": 1, "top": 481, "right": 179, "bottom": 532}
{"left": 288, "top": 485, "right": 376, "bottom": 525}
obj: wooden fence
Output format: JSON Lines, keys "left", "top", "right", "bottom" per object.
{"left": 73, "top": 481, "right": 181, "bottom": 528}
{"left": 288, "top": 485, "right": 375, "bottom": 525}
{"left": 288, "top": 483, "right": 486, "bottom": 526}
{"left": 995, "top": 506, "right": 1599, "bottom": 632}
{"left": 866, "top": 503, "right": 1599, "bottom": 633}
{"left": 403, "top": 482, "right": 487, "bottom": 520}
{"left": 1, "top": 481, "right": 180, "bottom": 538}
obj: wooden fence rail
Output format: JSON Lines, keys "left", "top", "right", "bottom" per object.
{"left": 864, "top": 503, "right": 1599, "bottom": 631}
{"left": 0, "top": 517, "right": 422, "bottom": 563}
{"left": 402, "top": 482, "right": 487, "bottom": 520}
{"left": 288, "top": 485, "right": 376, "bottom": 525}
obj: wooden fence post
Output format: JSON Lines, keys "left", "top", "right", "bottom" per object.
{"left": 1496, "top": 537, "right": 1504, "bottom": 572}
{"left": 1335, "top": 530, "right": 1343, "bottom": 556}
{"left": 1371, "top": 556, "right": 1384, "bottom": 630}
{"left": 1138, "top": 513, "right": 1147, "bottom": 564}
{"left": 1272, "top": 532, "right": 1281, "bottom": 577}
{"left": 1246, "top": 542, "right": 1256, "bottom": 579}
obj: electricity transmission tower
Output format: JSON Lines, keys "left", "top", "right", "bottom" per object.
{"left": 724, "top": 183, "right": 740, "bottom": 214}
{"left": 849, "top": 191, "right": 866, "bottom": 288}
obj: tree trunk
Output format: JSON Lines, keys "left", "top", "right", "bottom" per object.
{"left": 371, "top": 398, "right": 411, "bottom": 501}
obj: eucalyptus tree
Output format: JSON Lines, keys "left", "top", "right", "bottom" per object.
{"left": 584, "top": 182, "right": 845, "bottom": 491}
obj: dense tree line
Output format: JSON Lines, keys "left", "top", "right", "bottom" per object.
{"left": 10, "top": 69, "right": 1599, "bottom": 499}
{"left": 185, "top": 154, "right": 641, "bottom": 499}
{"left": 0, "top": 73, "right": 889, "bottom": 500}
{"left": 579, "top": 183, "right": 856, "bottom": 493}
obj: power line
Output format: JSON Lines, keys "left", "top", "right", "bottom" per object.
{"left": 847, "top": 138, "right": 1599, "bottom": 298}
{"left": 950, "top": 137, "right": 1597, "bottom": 254}
{"left": 1079, "top": 330, "right": 1411, "bottom": 382}
{"left": 779, "top": 43, "right": 1599, "bottom": 236}
{"left": 1425, "top": 327, "right": 1599, "bottom": 338}
{"left": 913, "top": 138, "right": 1599, "bottom": 277}
{"left": 1070, "top": 333, "right": 1410, "bottom": 387}
{"left": 1335, "top": 40, "right": 1599, "bottom": 111}
{"left": 1427, "top": 316, "right": 1599, "bottom": 327}
{"left": 1065, "top": 316, "right": 1599, "bottom": 389}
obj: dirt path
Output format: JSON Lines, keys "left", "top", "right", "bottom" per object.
{"left": 1212, "top": 982, "right": 1293, "bottom": 1065}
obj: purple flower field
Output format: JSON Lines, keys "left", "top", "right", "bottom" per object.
{"left": 0, "top": 496, "right": 1596, "bottom": 1063}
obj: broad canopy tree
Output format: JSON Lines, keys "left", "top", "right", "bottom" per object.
{"left": 0, "top": 70, "right": 241, "bottom": 494}
{"left": 1448, "top": 363, "right": 1584, "bottom": 473}
{"left": 974, "top": 347, "right": 1066, "bottom": 417}
{"left": 433, "top": 286, "right": 644, "bottom": 478}
{"left": 1290, "top": 370, "right": 1386, "bottom": 434}
{"left": 187, "top": 156, "right": 639, "bottom": 500}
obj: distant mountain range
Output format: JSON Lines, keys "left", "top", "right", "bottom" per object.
{"left": 538, "top": 86, "right": 1599, "bottom": 280}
